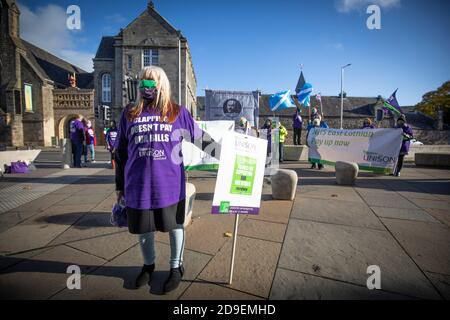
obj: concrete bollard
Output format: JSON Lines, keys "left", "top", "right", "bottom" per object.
{"left": 184, "top": 182, "right": 196, "bottom": 228}
{"left": 271, "top": 169, "right": 298, "bottom": 200}
{"left": 60, "top": 138, "right": 72, "bottom": 169}
{"left": 335, "top": 161, "right": 359, "bottom": 185}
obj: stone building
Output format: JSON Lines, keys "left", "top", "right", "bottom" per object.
{"left": 0, "top": 0, "right": 94, "bottom": 147}
{"left": 93, "top": 0, "right": 197, "bottom": 135}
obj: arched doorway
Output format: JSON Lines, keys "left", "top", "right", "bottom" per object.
{"left": 57, "top": 114, "right": 83, "bottom": 140}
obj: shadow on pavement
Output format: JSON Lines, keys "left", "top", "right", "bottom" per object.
{"left": 37, "top": 212, "right": 114, "bottom": 229}
{"left": 0, "top": 256, "right": 217, "bottom": 298}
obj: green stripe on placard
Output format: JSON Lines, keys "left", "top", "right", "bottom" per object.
{"left": 308, "top": 158, "right": 393, "bottom": 174}
{"left": 184, "top": 164, "right": 219, "bottom": 171}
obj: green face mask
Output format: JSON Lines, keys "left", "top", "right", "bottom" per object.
{"left": 139, "top": 80, "right": 157, "bottom": 89}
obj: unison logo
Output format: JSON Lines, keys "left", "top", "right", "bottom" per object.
{"left": 363, "top": 151, "right": 396, "bottom": 164}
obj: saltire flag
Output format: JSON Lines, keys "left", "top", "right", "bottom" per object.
{"left": 295, "top": 71, "right": 306, "bottom": 95}
{"left": 297, "top": 83, "right": 313, "bottom": 108}
{"left": 269, "top": 90, "right": 296, "bottom": 112}
{"left": 383, "top": 89, "right": 403, "bottom": 116}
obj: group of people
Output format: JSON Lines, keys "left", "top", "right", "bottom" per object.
{"left": 69, "top": 116, "right": 96, "bottom": 168}
{"left": 68, "top": 65, "right": 416, "bottom": 297}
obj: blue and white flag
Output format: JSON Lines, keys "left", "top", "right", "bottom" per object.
{"left": 297, "top": 83, "right": 313, "bottom": 107}
{"left": 269, "top": 90, "right": 296, "bottom": 112}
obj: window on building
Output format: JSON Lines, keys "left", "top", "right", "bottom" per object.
{"left": 127, "top": 55, "right": 132, "bottom": 70}
{"left": 102, "top": 73, "right": 111, "bottom": 103}
{"left": 142, "top": 49, "right": 159, "bottom": 67}
{"left": 24, "top": 84, "right": 33, "bottom": 112}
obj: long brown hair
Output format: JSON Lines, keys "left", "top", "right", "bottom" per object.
{"left": 126, "top": 66, "right": 180, "bottom": 123}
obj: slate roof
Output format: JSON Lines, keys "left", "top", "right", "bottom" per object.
{"left": 94, "top": 36, "right": 115, "bottom": 60}
{"left": 21, "top": 40, "right": 93, "bottom": 89}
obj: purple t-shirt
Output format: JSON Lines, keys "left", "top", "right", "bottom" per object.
{"left": 116, "top": 105, "right": 203, "bottom": 210}
{"left": 86, "top": 128, "right": 95, "bottom": 145}
{"left": 69, "top": 119, "right": 84, "bottom": 144}
{"left": 293, "top": 112, "right": 302, "bottom": 128}
{"left": 106, "top": 128, "right": 118, "bottom": 150}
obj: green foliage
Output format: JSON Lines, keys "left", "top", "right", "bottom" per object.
{"left": 416, "top": 81, "right": 450, "bottom": 124}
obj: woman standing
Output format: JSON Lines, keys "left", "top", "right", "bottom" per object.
{"left": 115, "top": 66, "right": 219, "bottom": 293}
{"left": 393, "top": 114, "right": 413, "bottom": 177}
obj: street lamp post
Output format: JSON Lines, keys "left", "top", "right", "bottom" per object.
{"left": 340, "top": 63, "right": 351, "bottom": 129}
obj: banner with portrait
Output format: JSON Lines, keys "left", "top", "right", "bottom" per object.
{"left": 205, "top": 90, "right": 259, "bottom": 128}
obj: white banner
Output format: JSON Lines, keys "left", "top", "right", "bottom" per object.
{"left": 212, "top": 132, "right": 267, "bottom": 215}
{"left": 307, "top": 128, "right": 403, "bottom": 174}
{"left": 183, "top": 121, "right": 235, "bottom": 171}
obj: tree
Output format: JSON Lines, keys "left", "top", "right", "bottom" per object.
{"left": 416, "top": 80, "right": 450, "bottom": 125}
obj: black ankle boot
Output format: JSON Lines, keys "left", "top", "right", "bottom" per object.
{"left": 163, "top": 265, "right": 185, "bottom": 293}
{"left": 135, "top": 264, "right": 155, "bottom": 288}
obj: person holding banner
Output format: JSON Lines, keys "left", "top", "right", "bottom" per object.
{"left": 306, "top": 119, "right": 323, "bottom": 170}
{"left": 362, "top": 118, "right": 376, "bottom": 129}
{"left": 115, "top": 66, "right": 220, "bottom": 294}
{"left": 393, "top": 114, "right": 413, "bottom": 177}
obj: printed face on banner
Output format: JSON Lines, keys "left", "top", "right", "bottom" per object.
{"left": 212, "top": 132, "right": 267, "bottom": 215}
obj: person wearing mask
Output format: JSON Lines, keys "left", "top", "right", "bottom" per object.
{"left": 292, "top": 108, "right": 303, "bottom": 145}
{"left": 362, "top": 118, "right": 375, "bottom": 129}
{"left": 393, "top": 114, "right": 413, "bottom": 177}
{"left": 69, "top": 115, "right": 85, "bottom": 168}
{"left": 115, "top": 66, "right": 220, "bottom": 294}
{"left": 278, "top": 122, "right": 288, "bottom": 163}
{"left": 105, "top": 120, "right": 118, "bottom": 168}
{"left": 85, "top": 120, "right": 96, "bottom": 164}
{"left": 306, "top": 118, "right": 323, "bottom": 170}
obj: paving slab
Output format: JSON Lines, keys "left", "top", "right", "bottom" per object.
{"left": 424, "top": 208, "right": 450, "bottom": 228}
{"left": 381, "top": 218, "right": 450, "bottom": 275}
{"left": 198, "top": 236, "right": 281, "bottom": 298}
{"left": 66, "top": 230, "right": 138, "bottom": 261}
{"left": 156, "top": 213, "right": 243, "bottom": 256}
{"left": 237, "top": 219, "right": 286, "bottom": 243}
{"left": 52, "top": 242, "right": 211, "bottom": 300}
{"left": 4, "top": 193, "right": 70, "bottom": 215}
{"left": 298, "top": 186, "right": 364, "bottom": 203}
{"left": 407, "top": 198, "right": 450, "bottom": 211}
{"left": 371, "top": 206, "right": 439, "bottom": 223}
{"left": 49, "top": 211, "right": 119, "bottom": 246}
{"left": 0, "top": 247, "right": 53, "bottom": 272}
{"left": 0, "top": 210, "right": 86, "bottom": 254}
{"left": 247, "top": 200, "right": 292, "bottom": 224}
{"left": 0, "top": 245, "right": 106, "bottom": 299}
{"left": 292, "top": 197, "right": 385, "bottom": 230}
{"left": 180, "top": 282, "right": 262, "bottom": 300}
{"left": 358, "top": 192, "right": 421, "bottom": 210}
{"left": 278, "top": 219, "right": 440, "bottom": 299}
{"left": 269, "top": 268, "right": 413, "bottom": 300}
{"left": 425, "top": 272, "right": 450, "bottom": 300}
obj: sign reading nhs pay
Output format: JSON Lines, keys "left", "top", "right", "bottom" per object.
{"left": 212, "top": 132, "right": 267, "bottom": 215}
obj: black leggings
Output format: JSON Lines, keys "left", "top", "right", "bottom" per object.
{"left": 395, "top": 155, "right": 405, "bottom": 174}
{"left": 293, "top": 128, "right": 302, "bottom": 145}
